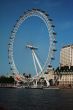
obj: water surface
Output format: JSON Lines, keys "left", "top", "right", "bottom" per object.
{"left": 0, "top": 88, "right": 73, "bottom": 110}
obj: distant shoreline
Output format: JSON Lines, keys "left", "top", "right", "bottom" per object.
{"left": 0, "top": 85, "right": 73, "bottom": 89}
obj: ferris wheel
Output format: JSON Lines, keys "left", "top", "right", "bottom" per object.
{"left": 8, "top": 8, "right": 57, "bottom": 80}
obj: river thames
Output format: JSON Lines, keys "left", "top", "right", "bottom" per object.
{"left": 0, "top": 88, "right": 73, "bottom": 110}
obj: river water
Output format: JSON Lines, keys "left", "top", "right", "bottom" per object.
{"left": 0, "top": 88, "right": 73, "bottom": 110}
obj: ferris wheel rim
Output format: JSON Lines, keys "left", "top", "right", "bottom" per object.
{"left": 8, "top": 8, "right": 56, "bottom": 76}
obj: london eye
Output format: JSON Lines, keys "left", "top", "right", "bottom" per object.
{"left": 8, "top": 8, "right": 57, "bottom": 82}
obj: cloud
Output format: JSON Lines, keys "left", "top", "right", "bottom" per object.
{"left": 60, "top": 21, "right": 73, "bottom": 31}
{"left": 32, "top": 0, "right": 41, "bottom": 4}
{"left": 49, "top": 1, "right": 62, "bottom": 7}
{"left": 31, "top": 0, "right": 62, "bottom": 7}
{"left": 43, "top": 0, "right": 63, "bottom": 8}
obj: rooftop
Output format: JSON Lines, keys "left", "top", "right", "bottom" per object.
{"left": 62, "top": 44, "right": 73, "bottom": 48}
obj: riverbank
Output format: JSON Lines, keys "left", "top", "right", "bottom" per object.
{"left": 0, "top": 84, "right": 73, "bottom": 89}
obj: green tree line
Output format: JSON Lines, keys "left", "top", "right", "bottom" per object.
{"left": 0, "top": 76, "right": 15, "bottom": 84}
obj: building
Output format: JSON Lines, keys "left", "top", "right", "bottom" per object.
{"left": 55, "top": 66, "right": 73, "bottom": 88}
{"left": 58, "top": 72, "right": 73, "bottom": 88}
{"left": 60, "top": 44, "right": 73, "bottom": 67}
